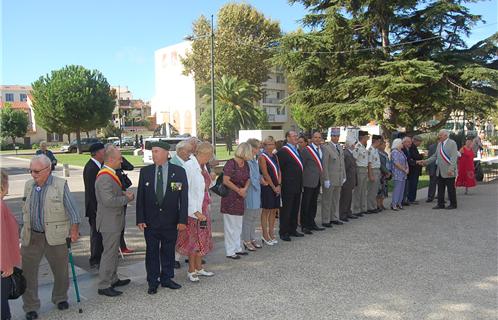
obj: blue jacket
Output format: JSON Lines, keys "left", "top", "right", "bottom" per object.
{"left": 245, "top": 159, "right": 261, "bottom": 209}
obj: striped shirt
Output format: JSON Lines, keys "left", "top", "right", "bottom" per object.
{"left": 30, "top": 175, "right": 81, "bottom": 232}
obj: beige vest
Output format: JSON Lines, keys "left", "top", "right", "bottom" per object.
{"left": 21, "top": 176, "right": 70, "bottom": 246}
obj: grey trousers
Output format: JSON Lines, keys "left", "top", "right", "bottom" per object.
{"left": 353, "top": 167, "right": 368, "bottom": 214}
{"left": 367, "top": 168, "right": 381, "bottom": 210}
{"left": 22, "top": 231, "right": 69, "bottom": 312}
{"left": 242, "top": 208, "right": 261, "bottom": 242}
{"left": 321, "top": 186, "right": 342, "bottom": 223}
{"left": 99, "top": 231, "right": 121, "bottom": 289}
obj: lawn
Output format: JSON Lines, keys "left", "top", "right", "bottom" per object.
{"left": 387, "top": 174, "right": 430, "bottom": 192}
{"left": 19, "top": 150, "right": 144, "bottom": 168}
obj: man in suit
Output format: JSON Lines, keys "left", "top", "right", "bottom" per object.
{"left": 136, "top": 141, "right": 188, "bottom": 294}
{"left": 352, "top": 131, "right": 370, "bottom": 216}
{"left": 276, "top": 130, "right": 305, "bottom": 241}
{"left": 406, "top": 135, "right": 424, "bottom": 204}
{"left": 322, "top": 128, "right": 346, "bottom": 227}
{"left": 339, "top": 137, "right": 359, "bottom": 220}
{"left": 300, "top": 132, "right": 326, "bottom": 234}
{"left": 426, "top": 142, "right": 438, "bottom": 202}
{"left": 96, "top": 144, "right": 134, "bottom": 297}
{"left": 419, "top": 129, "right": 459, "bottom": 209}
{"left": 83, "top": 142, "right": 105, "bottom": 268}
{"left": 401, "top": 137, "right": 413, "bottom": 206}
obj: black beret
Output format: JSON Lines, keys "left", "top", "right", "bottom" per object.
{"left": 372, "top": 134, "right": 382, "bottom": 140}
{"left": 358, "top": 130, "right": 370, "bottom": 137}
{"left": 151, "top": 141, "right": 171, "bottom": 151}
{"left": 89, "top": 142, "right": 105, "bottom": 153}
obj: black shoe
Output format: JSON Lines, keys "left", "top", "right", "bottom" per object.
{"left": 290, "top": 231, "right": 304, "bottom": 237}
{"left": 89, "top": 262, "right": 99, "bottom": 269}
{"left": 161, "top": 279, "right": 181, "bottom": 290}
{"left": 409, "top": 201, "right": 419, "bottom": 205}
{"left": 426, "top": 198, "right": 433, "bottom": 203}
{"left": 174, "top": 261, "right": 181, "bottom": 269}
{"left": 331, "top": 220, "right": 343, "bottom": 225}
{"left": 226, "top": 254, "right": 241, "bottom": 259}
{"left": 342, "top": 218, "right": 349, "bottom": 222}
{"left": 301, "top": 227, "right": 313, "bottom": 235}
{"left": 348, "top": 215, "right": 358, "bottom": 219}
{"left": 236, "top": 251, "right": 248, "bottom": 256}
{"left": 280, "top": 235, "right": 291, "bottom": 241}
{"left": 311, "top": 225, "right": 325, "bottom": 231}
{"left": 98, "top": 287, "right": 123, "bottom": 297}
{"left": 57, "top": 301, "right": 69, "bottom": 310}
{"left": 432, "top": 205, "right": 445, "bottom": 210}
{"left": 402, "top": 202, "right": 410, "bottom": 206}
{"left": 322, "top": 223, "right": 333, "bottom": 228}
{"left": 111, "top": 279, "right": 131, "bottom": 288}
{"left": 25, "top": 311, "right": 38, "bottom": 320}
{"left": 148, "top": 285, "right": 158, "bottom": 295}
{"left": 355, "top": 213, "right": 364, "bottom": 217}
{"left": 445, "top": 205, "right": 457, "bottom": 210}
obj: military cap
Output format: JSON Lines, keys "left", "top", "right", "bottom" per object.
{"left": 151, "top": 141, "right": 171, "bottom": 151}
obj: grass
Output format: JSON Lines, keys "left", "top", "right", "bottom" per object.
{"left": 18, "top": 152, "right": 144, "bottom": 167}
{"left": 215, "top": 144, "right": 233, "bottom": 161}
{"left": 387, "top": 175, "right": 430, "bottom": 193}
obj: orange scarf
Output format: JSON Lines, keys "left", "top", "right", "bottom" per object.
{"left": 96, "top": 167, "right": 122, "bottom": 188}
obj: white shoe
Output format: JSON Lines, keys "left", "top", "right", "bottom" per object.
{"left": 261, "top": 236, "right": 274, "bottom": 246}
{"left": 187, "top": 272, "right": 199, "bottom": 282}
{"left": 196, "top": 269, "right": 214, "bottom": 277}
{"left": 271, "top": 238, "right": 278, "bottom": 244}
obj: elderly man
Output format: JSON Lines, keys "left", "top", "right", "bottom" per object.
{"left": 21, "top": 155, "right": 80, "bottom": 320}
{"left": 96, "top": 144, "right": 135, "bottom": 297}
{"left": 321, "top": 128, "right": 346, "bottom": 227}
{"left": 407, "top": 135, "right": 424, "bottom": 204}
{"left": 339, "top": 137, "right": 359, "bottom": 220}
{"left": 352, "top": 130, "right": 370, "bottom": 217}
{"left": 366, "top": 135, "right": 382, "bottom": 214}
{"left": 136, "top": 141, "right": 188, "bottom": 294}
{"left": 419, "top": 129, "right": 459, "bottom": 210}
{"left": 35, "top": 141, "right": 57, "bottom": 171}
{"left": 83, "top": 142, "right": 105, "bottom": 268}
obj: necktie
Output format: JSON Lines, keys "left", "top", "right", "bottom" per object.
{"left": 336, "top": 144, "right": 340, "bottom": 153}
{"left": 156, "top": 165, "right": 164, "bottom": 205}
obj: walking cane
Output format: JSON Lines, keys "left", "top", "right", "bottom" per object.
{"left": 66, "top": 238, "right": 83, "bottom": 313}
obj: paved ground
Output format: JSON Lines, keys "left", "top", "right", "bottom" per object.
{"left": 1, "top": 155, "right": 497, "bottom": 320}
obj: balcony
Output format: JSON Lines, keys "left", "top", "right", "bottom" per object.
{"left": 267, "top": 114, "right": 288, "bottom": 123}
{"left": 262, "top": 97, "right": 283, "bottom": 105}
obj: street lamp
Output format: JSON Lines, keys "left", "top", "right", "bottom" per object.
{"left": 184, "top": 14, "right": 216, "bottom": 155}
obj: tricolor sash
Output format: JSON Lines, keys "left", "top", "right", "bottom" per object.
{"left": 282, "top": 145, "right": 303, "bottom": 171}
{"left": 306, "top": 145, "right": 323, "bottom": 172}
{"left": 439, "top": 143, "right": 451, "bottom": 165}
{"left": 261, "top": 152, "right": 280, "bottom": 180}
{"left": 96, "top": 167, "right": 123, "bottom": 188}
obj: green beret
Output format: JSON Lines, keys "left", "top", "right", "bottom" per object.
{"left": 151, "top": 141, "right": 171, "bottom": 151}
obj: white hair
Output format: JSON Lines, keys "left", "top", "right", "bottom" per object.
{"left": 345, "top": 136, "right": 356, "bottom": 147}
{"left": 392, "top": 138, "right": 403, "bottom": 150}
{"left": 402, "top": 136, "right": 412, "bottom": 143}
{"left": 176, "top": 140, "right": 191, "bottom": 152}
{"left": 31, "top": 154, "right": 51, "bottom": 168}
{"left": 439, "top": 129, "right": 449, "bottom": 137}
{"left": 103, "top": 143, "right": 118, "bottom": 162}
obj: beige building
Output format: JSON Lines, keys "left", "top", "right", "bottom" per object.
{"left": 111, "top": 86, "right": 152, "bottom": 132}
{"left": 151, "top": 42, "right": 297, "bottom": 137}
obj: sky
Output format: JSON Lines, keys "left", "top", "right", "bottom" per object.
{"left": 1, "top": 0, "right": 497, "bottom": 101}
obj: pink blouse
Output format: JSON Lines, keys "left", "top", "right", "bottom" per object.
{"left": 1, "top": 199, "right": 21, "bottom": 272}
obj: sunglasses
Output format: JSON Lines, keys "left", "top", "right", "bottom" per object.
{"left": 29, "top": 166, "right": 50, "bottom": 175}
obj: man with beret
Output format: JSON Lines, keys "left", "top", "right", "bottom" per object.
{"left": 366, "top": 135, "right": 382, "bottom": 213}
{"left": 352, "top": 130, "right": 370, "bottom": 217}
{"left": 136, "top": 141, "right": 188, "bottom": 294}
{"left": 83, "top": 142, "right": 105, "bottom": 268}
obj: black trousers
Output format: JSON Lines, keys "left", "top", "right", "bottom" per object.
{"left": 427, "top": 174, "right": 438, "bottom": 200}
{"left": 300, "top": 185, "right": 320, "bottom": 228}
{"left": 437, "top": 174, "right": 457, "bottom": 208}
{"left": 1, "top": 276, "right": 11, "bottom": 320}
{"left": 144, "top": 228, "right": 177, "bottom": 287}
{"left": 407, "top": 173, "right": 420, "bottom": 202}
{"left": 120, "top": 206, "right": 128, "bottom": 249}
{"left": 280, "top": 191, "right": 301, "bottom": 236}
{"left": 88, "top": 216, "right": 103, "bottom": 266}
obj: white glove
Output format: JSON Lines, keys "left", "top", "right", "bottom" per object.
{"left": 324, "top": 180, "right": 331, "bottom": 189}
{"left": 342, "top": 178, "right": 346, "bottom": 186}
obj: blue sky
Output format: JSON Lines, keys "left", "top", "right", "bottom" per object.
{"left": 2, "top": 0, "right": 497, "bottom": 101}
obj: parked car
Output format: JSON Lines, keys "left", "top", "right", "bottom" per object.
{"left": 114, "top": 137, "right": 135, "bottom": 147}
{"left": 67, "top": 138, "right": 102, "bottom": 153}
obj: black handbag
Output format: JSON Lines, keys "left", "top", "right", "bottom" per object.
{"left": 210, "top": 173, "right": 229, "bottom": 197}
{"left": 8, "top": 267, "right": 26, "bottom": 300}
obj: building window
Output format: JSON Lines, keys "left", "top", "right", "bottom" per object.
{"left": 276, "top": 74, "right": 285, "bottom": 83}
{"left": 20, "top": 93, "right": 27, "bottom": 102}
{"left": 276, "top": 90, "right": 285, "bottom": 100}
{"left": 5, "top": 93, "right": 14, "bottom": 102}
{"left": 47, "top": 132, "right": 62, "bottom": 142}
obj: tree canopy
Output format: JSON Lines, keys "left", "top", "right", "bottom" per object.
{"left": 182, "top": 3, "right": 281, "bottom": 89}
{"left": 274, "top": 0, "right": 498, "bottom": 137}
{"left": 31, "top": 65, "right": 115, "bottom": 153}
{"left": 0, "top": 104, "right": 29, "bottom": 147}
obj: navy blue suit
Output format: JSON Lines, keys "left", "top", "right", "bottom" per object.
{"left": 136, "top": 163, "right": 188, "bottom": 287}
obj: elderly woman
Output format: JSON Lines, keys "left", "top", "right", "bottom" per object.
{"left": 221, "top": 142, "right": 252, "bottom": 259}
{"left": 176, "top": 142, "right": 215, "bottom": 281}
{"left": 258, "top": 136, "right": 281, "bottom": 245}
{"left": 391, "top": 138, "right": 409, "bottom": 211}
{"left": 36, "top": 141, "right": 57, "bottom": 171}
{"left": 242, "top": 139, "right": 265, "bottom": 251}
{"left": 1, "top": 169, "right": 21, "bottom": 320}
{"left": 377, "top": 139, "right": 391, "bottom": 211}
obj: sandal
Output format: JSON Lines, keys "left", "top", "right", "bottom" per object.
{"left": 243, "top": 241, "right": 256, "bottom": 251}
{"left": 251, "top": 240, "right": 262, "bottom": 249}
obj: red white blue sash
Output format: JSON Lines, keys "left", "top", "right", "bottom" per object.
{"left": 261, "top": 152, "right": 280, "bottom": 180}
{"left": 439, "top": 142, "right": 451, "bottom": 165}
{"left": 306, "top": 145, "right": 323, "bottom": 172}
{"left": 282, "top": 145, "right": 303, "bottom": 171}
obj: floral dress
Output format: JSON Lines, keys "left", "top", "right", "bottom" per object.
{"left": 220, "top": 159, "right": 250, "bottom": 215}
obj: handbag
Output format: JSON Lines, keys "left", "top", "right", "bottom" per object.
{"left": 8, "top": 267, "right": 26, "bottom": 300}
{"left": 210, "top": 173, "right": 229, "bottom": 197}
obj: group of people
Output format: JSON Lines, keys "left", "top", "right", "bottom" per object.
{"left": 0, "top": 128, "right": 479, "bottom": 320}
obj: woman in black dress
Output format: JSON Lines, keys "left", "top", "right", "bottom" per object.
{"left": 258, "top": 136, "right": 281, "bottom": 245}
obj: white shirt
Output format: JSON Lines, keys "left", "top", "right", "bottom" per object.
{"left": 352, "top": 143, "right": 368, "bottom": 167}
{"left": 183, "top": 156, "right": 206, "bottom": 219}
{"left": 91, "top": 157, "right": 102, "bottom": 169}
{"left": 368, "top": 147, "right": 381, "bottom": 168}
{"left": 311, "top": 143, "right": 322, "bottom": 158}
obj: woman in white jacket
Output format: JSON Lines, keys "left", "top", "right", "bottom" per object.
{"left": 176, "top": 142, "right": 216, "bottom": 282}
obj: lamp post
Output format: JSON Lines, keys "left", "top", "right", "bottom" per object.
{"left": 185, "top": 14, "right": 216, "bottom": 154}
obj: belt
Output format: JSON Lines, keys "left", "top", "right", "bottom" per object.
{"left": 32, "top": 230, "right": 45, "bottom": 234}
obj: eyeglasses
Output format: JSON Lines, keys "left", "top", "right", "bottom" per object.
{"left": 29, "top": 166, "right": 50, "bottom": 175}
